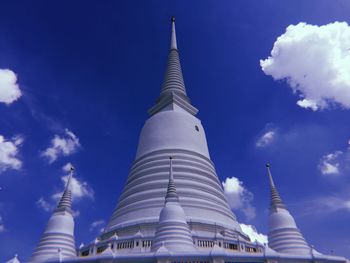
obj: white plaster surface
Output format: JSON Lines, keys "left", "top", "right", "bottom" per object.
{"left": 136, "top": 110, "right": 210, "bottom": 159}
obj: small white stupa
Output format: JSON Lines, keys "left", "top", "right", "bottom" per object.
{"left": 152, "top": 157, "right": 195, "bottom": 252}
{"left": 266, "top": 163, "right": 311, "bottom": 254}
{"left": 29, "top": 166, "right": 76, "bottom": 262}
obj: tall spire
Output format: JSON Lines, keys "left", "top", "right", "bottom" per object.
{"left": 151, "top": 157, "right": 195, "bottom": 252}
{"left": 165, "top": 157, "right": 179, "bottom": 203}
{"left": 266, "top": 163, "right": 286, "bottom": 211}
{"left": 29, "top": 166, "right": 76, "bottom": 262}
{"left": 161, "top": 16, "right": 185, "bottom": 95}
{"left": 56, "top": 166, "right": 74, "bottom": 212}
{"left": 266, "top": 163, "right": 311, "bottom": 255}
{"left": 148, "top": 17, "right": 198, "bottom": 116}
{"left": 170, "top": 16, "right": 177, "bottom": 50}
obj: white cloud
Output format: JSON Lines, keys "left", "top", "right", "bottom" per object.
{"left": 222, "top": 177, "right": 256, "bottom": 220}
{"left": 72, "top": 210, "right": 80, "bottom": 217}
{"left": 89, "top": 220, "right": 105, "bottom": 232}
{"left": 0, "top": 135, "right": 23, "bottom": 173}
{"left": 319, "top": 196, "right": 350, "bottom": 212}
{"left": 318, "top": 148, "right": 350, "bottom": 176}
{"left": 318, "top": 139, "right": 350, "bottom": 176}
{"left": 319, "top": 151, "right": 343, "bottom": 175}
{"left": 240, "top": 223, "right": 268, "bottom": 244}
{"left": 62, "top": 162, "right": 74, "bottom": 172}
{"left": 301, "top": 196, "right": 350, "bottom": 217}
{"left": 256, "top": 130, "right": 276, "bottom": 148}
{"left": 0, "top": 69, "right": 21, "bottom": 104}
{"left": 296, "top": 99, "right": 318, "bottom": 111}
{"left": 261, "top": 21, "right": 350, "bottom": 110}
{"left": 41, "top": 129, "right": 81, "bottom": 163}
{"left": 59, "top": 174, "right": 94, "bottom": 200}
{"left": 321, "top": 162, "right": 339, "bottom": 175}
{"left": 36, "top": 197, "right": 53, "bottom": 212}
{"left": 0, "top": 216, "right": 5, "bottom": 232}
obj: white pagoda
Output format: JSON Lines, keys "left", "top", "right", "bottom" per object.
{"left": 17, "top": 17, "right": 348, "bottom": 263}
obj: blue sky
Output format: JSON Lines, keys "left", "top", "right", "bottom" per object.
{"left": 1, "top": 0, "right": 350, "bottom": 261}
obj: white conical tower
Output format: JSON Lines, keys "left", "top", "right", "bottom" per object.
{"left": 152, "top": 157, "right": 195, "bottom": 252}
{"left": 29, "top": 166, "right": 76, "bottom": 262}
{"left": 104, "top": 17, "right": 244, "bottom": 241}
{"left": 266, "top": 163, "right": 311, "bottom": 255}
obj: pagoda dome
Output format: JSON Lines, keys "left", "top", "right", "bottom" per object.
{"left": 269, "top": 208, "right": 297, "bottom": 231}
{"left": 45, "top": 211, "right": 74, "bottom": 235}
{"left": 159, "top": 201, "right": 188, "bottom": 223}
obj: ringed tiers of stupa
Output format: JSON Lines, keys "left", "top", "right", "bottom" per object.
{"left": 10, "top": 17, "right": 348, "bottom": 263}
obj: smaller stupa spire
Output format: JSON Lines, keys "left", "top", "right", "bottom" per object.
{"left": 151, "top": 156, "right": 195, "bottom": 252}
{"left": 170, "top": 16, "right": 177, "bottom": 50}
{"left": 165, "top": 157, "right": 179, "bottom": 203}
{"left": 29, "top": 165, "right": 76, "bottom": 262}
{"left": 266, "top": 163, "right": 311, "bottom": 255}
{"left": 266, "top": 163, "right": 286, "bottom": 211}
{"left": 56, "top": 165, "right": 74, "bottom": 212}
{"left": 6, "top": 254, "right": 20, "bottom": 263}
